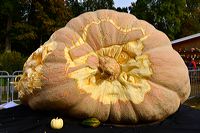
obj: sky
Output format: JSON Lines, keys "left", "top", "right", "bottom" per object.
{"left": 114, "top": 0, "right": 136, "bottom": 8}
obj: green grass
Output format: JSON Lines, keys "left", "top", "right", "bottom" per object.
{"left": 0, "top": 78, "right": 8, "bottom": 86}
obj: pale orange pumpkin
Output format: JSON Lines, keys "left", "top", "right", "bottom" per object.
{"left": 15, "top": 10, "right": 190, "bottom": 124}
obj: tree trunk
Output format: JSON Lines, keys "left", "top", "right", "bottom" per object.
{"left": 5, "top": 15, "right": 12, "bottom": 52}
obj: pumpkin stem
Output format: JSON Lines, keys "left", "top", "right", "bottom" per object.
{"left": 98, "top": 56, "right": 121, "bottom": 81}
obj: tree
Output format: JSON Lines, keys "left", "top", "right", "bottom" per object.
{"left": 0, "top": 0, "right": 73, "bottom": 55}
{"left": 96, "top": 0, "right": 114, "bottom": 9}
{"left": 28, "top": 0, "right": 72, "bottom": 45}
{"left": 116, "top": 7, "right": 128, "bottom": 13}
{"left": 66, "top": 0, "right": 85, "bottom": 17}
{"left": 178, "top": 0, "right": 200, "bottom": 38}
{"left": 0, "top": 0, "right": 19, "bottom": 52}
{"left": 10, "top": 0, "right": 72, "bottom": 54}
{"left": 130, "top": 0, "right": 187, "bottom": 40}
{"left": 10, "top": 0, "right": 38, "bottom": 54}
{"left": 130, "top": 0, "right": 154, "bottom": 24}
{"left": 83, "top": 0, "right": 114, "bottom": 11}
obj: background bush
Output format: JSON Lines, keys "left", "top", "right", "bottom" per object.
{"left": 0, "top": 51, "right": 27, "bottom": 74}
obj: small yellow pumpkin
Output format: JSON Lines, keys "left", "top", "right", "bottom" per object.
{"left": 50, "top": 117, "right": 63, "bottom": 129}
{"left": 16, "top": 9, "right": 190, "bottom": 124}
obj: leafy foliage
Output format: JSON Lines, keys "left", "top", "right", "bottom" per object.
{"left": 83, "top": 0, "right": 114, "bottom": 11}
{"left": 0, "top": 0, "right": 20, "bottom": 52}
{"left": 66, "top": 0, "right": 85, "bottom": 17}
{"left": 0, "top": 0, "right": 199, "bottom": 57}
{"left": 116, "top": 7, "right": 128, "bottom": 13}
{"left": 178, "top": 0, "right": 200, "bottom": 38}
{"left": 24, "top": 0, "right": 72, "bottom": 46}
{"left": 130, "top": 0, "right": 187, "bottom": 40}
{"left": 0, "top": 51, "right": 27, "bottom": 73}
{"left": 0, "top": 0, "right": 73, "bottom": 72}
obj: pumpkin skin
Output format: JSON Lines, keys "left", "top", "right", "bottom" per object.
{"left": 50, "top": 118, "right": 64, "bottom": 129}
{"left": 16, "top": 9, "right": 190, "bottom": 124}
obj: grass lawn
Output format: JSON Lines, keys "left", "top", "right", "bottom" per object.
{"left": 184, "top": 96, "right": 200, "bottom": 110}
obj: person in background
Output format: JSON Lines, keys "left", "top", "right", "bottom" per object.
{"left": 189, "top": 58, "right": 197, "bottom": 70}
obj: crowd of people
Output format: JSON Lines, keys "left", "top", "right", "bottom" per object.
{"left": 177, "top": 48, "right": 200, "bottom": 70}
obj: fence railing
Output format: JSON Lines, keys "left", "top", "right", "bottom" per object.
{"left": 188, "top": 69, "right": 200, "bottom": 98}
{"left": 0, "top": 71, "right": 22, "bottom": 104}
{"left": 0, "top": 69, "right": 200, "bottom": 105}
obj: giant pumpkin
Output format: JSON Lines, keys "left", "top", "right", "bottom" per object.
{"left": 15, "top": 10, "right": 190, "bottom": 124}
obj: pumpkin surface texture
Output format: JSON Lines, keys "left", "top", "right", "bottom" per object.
{"left": 16, "top": 9, "right": 190, "bottom": 124}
